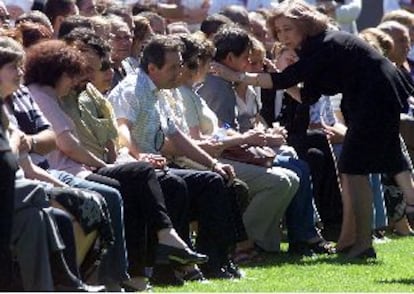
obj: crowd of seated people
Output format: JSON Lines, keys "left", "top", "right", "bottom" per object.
{"left": 1, "top": 0, "right": 414, "bottom": 291}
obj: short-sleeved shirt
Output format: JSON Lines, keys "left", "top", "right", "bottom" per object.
{"left": 179, "top": 85, "right": 218, "bottom": 136}
{"left": 28, "top": 83, "right": 91, "bottom": 178}
{"left": 5, "top": 85, "right": 51, "bottom": 166}
{"left": 108, "top": 69, "right": 177, "bottom": 154}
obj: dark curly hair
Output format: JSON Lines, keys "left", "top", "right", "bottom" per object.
{"left": 63, "top": 27, "right": 110, "bottom": 58}
{"left": 24, "top": 39, "right": 86, "bottom": 87}
{"left": 213, "top": 24, "right": 251, "bottom": 62}
{"left": 140, "top": 34, "right": 183, "bottom": 74}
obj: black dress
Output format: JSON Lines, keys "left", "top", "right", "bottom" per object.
{"left": 271, "top": 30, "right": 414, "bottom": 175}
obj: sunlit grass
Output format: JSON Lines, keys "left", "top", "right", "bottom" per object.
{"left": 154, "top": 236, "right": 414, "bottom": 292}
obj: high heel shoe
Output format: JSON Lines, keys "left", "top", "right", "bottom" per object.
{"left": 155, "top": 244, "right": 209, "bottom": 265}
{"left": 351, "top": 247, "right": 377, "bottom": 259}
{"left": 336, "top": 245, "right": 353, "bottom": 254}
{"left": 51, "top": 252, "right": 106, "bottom": 292}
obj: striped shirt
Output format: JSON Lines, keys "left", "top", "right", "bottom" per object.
{"left": 108, "top": 69, "right": 177, "bottom": 154}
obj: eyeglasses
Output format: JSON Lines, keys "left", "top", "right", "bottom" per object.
{"left": 154, "top": 124, "right": 165, "bottom": 152}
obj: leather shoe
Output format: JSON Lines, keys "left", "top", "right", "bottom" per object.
{"left": 224, "top": 260, "right": 244, "bottom": 279}
{"left": 176, "top": 268, "right": 206, "bottom": 282}
{"left": 151, "top": 265, "right": 184, "bottom": 286}
{"left": 156, "top": 244, "right": 208, "bottom": 265}
{"left": 353, "top": 247, "right": 377, "bottom": 259}
{"left": 288, "top": 242, "right": 314, "bottom": 257}
{"left": 55, "top": 283, "right": 106, "bottom": 292}
{"left": 202, "top": 266, "right": 234, "bottom": 280}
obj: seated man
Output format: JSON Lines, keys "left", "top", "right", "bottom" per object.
{"left": 198, "top": 26, "right": 332, "bottom": 254}
{"left": 108, "top": 34, "right": 241, "bottom": 279}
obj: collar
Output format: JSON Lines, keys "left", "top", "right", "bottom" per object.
{"left": 29, "top": 84, "right": 58, "bottom": 100}
{"left": 140, "top": 69, "right": 159, "bottom": 95}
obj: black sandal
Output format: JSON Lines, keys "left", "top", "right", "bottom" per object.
{"left": 308, "top": 240, "right": 336, "bottom": 255}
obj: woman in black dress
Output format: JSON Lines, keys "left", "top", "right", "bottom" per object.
{"left": 212, "top": 0, "right": 414, "bottom": 259}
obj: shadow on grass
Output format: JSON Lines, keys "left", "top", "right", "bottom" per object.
{"left": 241, "top": 252, "right": 380, "bottom": 269}
{"left": 377, "top": 278, "right": 414, "bottom": 285}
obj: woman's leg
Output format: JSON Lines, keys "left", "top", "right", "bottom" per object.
{"left": 394, "top": 170, "right": 414, "bottom": 206}
{"left": 336, "top": 174, "right": 356, "bottom": 251}
{"left": 341, "top": 174, "right": 374, "bottom": 258}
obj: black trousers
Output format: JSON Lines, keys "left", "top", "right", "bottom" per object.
{"left": 51, "top": 208, "right": 79, "bottom": 278}
{"left": 86, "top": 162, "right": 189, "bottom": 276}
{"left": 0, "top": 151, "right": 17, "bottom": 290}
{"left": 289, "top": 130, "right": 343, "bottom": 226}
{"left": 168, "top": 168, "right": 236, "bottom": 269}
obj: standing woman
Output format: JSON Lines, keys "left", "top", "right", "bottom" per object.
{"left": 212, "top": 0, "right": 414, "bottom": 259}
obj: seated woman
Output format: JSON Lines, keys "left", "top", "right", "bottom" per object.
{"left": 25, "top": 38, "right": 207, "bottom": 288}
{"left": 260, "top": 42, "right": 345, "bottom": 236}
{"left": 0, "top": 35, "right": 105, "bottom": 292}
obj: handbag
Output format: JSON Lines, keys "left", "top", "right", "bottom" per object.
{"left": 221, "top": 144, "right": 276, "bottom": 167}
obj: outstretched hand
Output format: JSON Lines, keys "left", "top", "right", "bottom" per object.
{"left": 210, "top": 62, "right": 241, "bottom": 82}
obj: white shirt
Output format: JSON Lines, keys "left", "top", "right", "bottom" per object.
{"left": 383, "top": 0, "right": 400, "bottom": 13}
{"left": 306, "top": 0, "right": 361, "bottom": 34}
{"left": 209, "top": 0, "right": 278, "bottom": 14}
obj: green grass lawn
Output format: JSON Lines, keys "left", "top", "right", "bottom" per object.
{"left": 154, "top": 236, "right": 414, "bottom": 292}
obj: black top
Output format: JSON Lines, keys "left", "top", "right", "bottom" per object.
{"left": 270, "top": 30, "right": 412, "bottom": 174}
{"left": 271, "top": 30, "right": 413, "bottom": 127}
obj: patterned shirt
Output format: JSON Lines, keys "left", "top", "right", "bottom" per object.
{"left": 108, "top": 68, "right": 177, "bottom": 154}
{"left": 5, "top": 85, "right": 51, "bottom": 167}
{"left": 309, "top": 95, "right": 337, "bottom": 126}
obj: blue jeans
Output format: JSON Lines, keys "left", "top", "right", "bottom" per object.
{"left": 370, "top": 173, "right": 387, "bottom": 229}
{"left": 48, "top": 170, "right": 129, "bottom": 285}
{"left": 274, "top": 156, "right": 318, "bottom": 242}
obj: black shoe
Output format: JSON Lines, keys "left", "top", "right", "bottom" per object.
{"left": 353, "top": 247, "right": 377, "bottom": 259}
{"left": 156, "top": 244, "right": 209, "bottom": 265}
{"left": 202, "top": 266, "right": 233, "bottom": 280}
{"left": 55, "top": 283, "right": 106, "bottom": 292}
{"left": 176, "top": 268, "right": 206, "bottom": 282}
{"left": 307, "top": 240, "right": 336, "bottom": 255}
{"left": 336, "top": 245, "right": 353, "bottom": 255}
{"left": 288, "top": 242, "right": 314, "bottom": 257}
{"left": 151, "top": 265, "right": 184, "bottom": 286}
{"left": 223, "top": 260, "right": 244, "bottom": 279}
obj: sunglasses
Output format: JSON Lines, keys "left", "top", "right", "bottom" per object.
{"left": 154, "top": 124, "right": 165, "bottom": 152}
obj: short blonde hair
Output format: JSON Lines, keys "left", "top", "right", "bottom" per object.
{"left": 381, "top": 9, "right": 414, "bottom": 28}
{"left": 250, "top": 35, "right": 265, "bottom": 57}
{"left": 268, "top": 0, "right": 329, "bottom": 41}
{"left": 0, "top": 36, "right": 24, "bottom": 68}
{"left": 359, "top": 27, "right": 394, "bottom": 57}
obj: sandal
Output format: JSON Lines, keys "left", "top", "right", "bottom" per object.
{"left": 308, "top": 240, "right": 336, "bottom": 255}
{"left": 232, "top": 248, "right": 262, "bottom": 264}
{"left": 406, "top": 203, "right": 414, "bottom": 227}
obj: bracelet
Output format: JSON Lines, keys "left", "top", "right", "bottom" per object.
{"left": 210, "top": 159, "right": 219, "bottom": 171}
